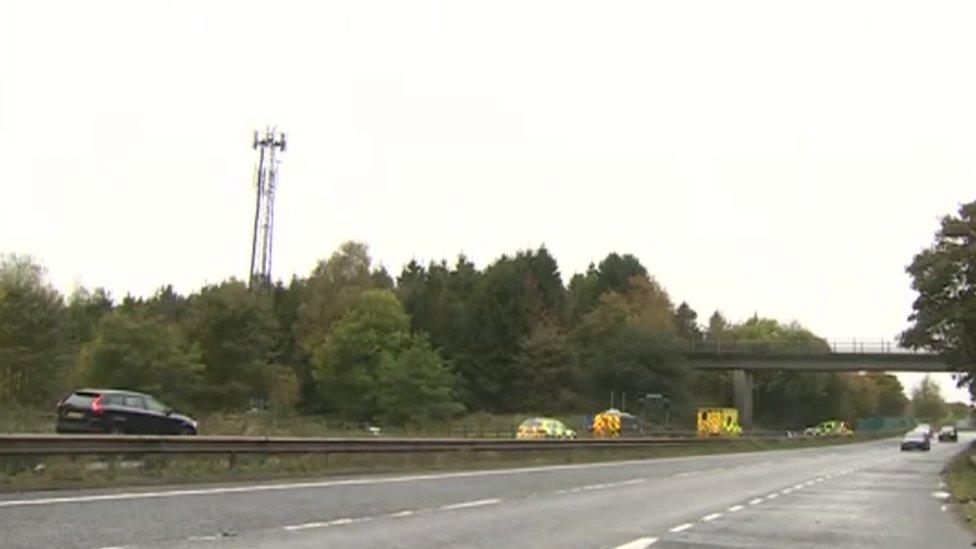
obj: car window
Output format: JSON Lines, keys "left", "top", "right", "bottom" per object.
{"left": 123, "top": 396, "right": 147, "bottom": 409}
{"left": 104, "top": 394, "right": 125, "bottom": 406}
{"left": 64, "top": 393, "right": 96, "bottom": 408}
{"left": 145, "top": 397, "right": 168, "bottom": 413}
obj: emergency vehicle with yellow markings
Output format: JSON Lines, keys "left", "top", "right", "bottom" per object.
{"left": 696, "top": 407, "right": 743, "bottom": 437}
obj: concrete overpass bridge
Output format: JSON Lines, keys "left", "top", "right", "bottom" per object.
{"left": 685, "top": 340, "right": 963, "bottom": 427}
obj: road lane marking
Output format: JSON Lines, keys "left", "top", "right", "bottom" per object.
{"left": 765, "top": 493, "right": 778, "bottom": 500}
{"left": 781, "top": 488, "right": 793, "bottom": 494}
{"left": 671, "top": 470, "right": 703, "bottom": 478}
{"left": 702, "top": 512, "right": 722, "bottom": 522}
{"left": 187, "top": 535, "right": 222, "bottom": 541}
{"left": 0, "top": 440, "right": 883, "bottom": 509}
{"left": 931, "top": 491, "right": 951, "bottom": 500}
{"left": 0, "top": 453, "right": 748, "bottom": 509}
{"left": 669, "top": 523, "right": 694, "bottom": 533}
{"left": 748, "top": 498, "right": 763, "bottom": 505}
{"left": 942, "top": 504, "right": 949, "bottom": 512}
{"left": 284, "top": 517, "right": 360, "bottom": 531}
{"left": 438, "top": 498, "right": 501, "bottom": 511}
{"left": 388, "top": 510, "right": 416, "bottom": 518}
{"left": 3, "top": 441, "right": 876, "bottom": 510}
{"left": 728, "top": 505, "right": 745, "bottom": 512}
{"left": 793, "top": 484, "right": 805, "bottom": 489}
{"left": 611, "top": 537, "right": 658, "bottom": 549}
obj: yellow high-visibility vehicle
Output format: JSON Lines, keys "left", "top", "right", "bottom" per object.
{"left": 804, "top": 419, "right": 853, "bottom": 437}
{"left": 516, "top": 417, "right": 577, "bottom": 439}
{"left": 591, "top": 409, "right": 643, "bottom": 438}
{"left": 696, "top": 407, "right": 742, "bottom": 437}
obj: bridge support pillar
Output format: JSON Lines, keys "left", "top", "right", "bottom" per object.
{"left": 732, "top": 369, "right": 754, "bottom": 428}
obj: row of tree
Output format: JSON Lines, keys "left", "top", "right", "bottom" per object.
{"left": 0, "top": 243, "right": 912, "bottom": 427}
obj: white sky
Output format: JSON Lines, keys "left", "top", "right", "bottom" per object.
{"left": 3, "top": 1, "right": 975, "bottom": 402}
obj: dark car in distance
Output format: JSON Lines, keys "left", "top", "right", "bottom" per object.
{"left": 900, "top": 430, "right": 930, "bottom": 451}
{"left": 56, "top": 389, "right": 198, "bottom": 435}
{"left": 938, "top": 425, "right": 958, "bottom": 442}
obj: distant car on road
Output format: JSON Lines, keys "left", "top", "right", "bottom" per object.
{"left": 516, "top": 417, "right": 576, "bottom": 439}
{"left": 901, "top": 431, "right": 931, "bottom": 451}
{"left": 938, "top": 425, "right": 958, "bottom": 442}
{"left": 56, "top": 389, "right": 198, "bottom": 435}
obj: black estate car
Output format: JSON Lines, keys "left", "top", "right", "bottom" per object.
{"left": 56, "top": 389, "right": 198, "bottom": 435}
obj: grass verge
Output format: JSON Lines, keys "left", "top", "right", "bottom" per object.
{"left": 0, "top": 433, "right": 892, "bottom": 494}
{"left": 943, "top": 440, "right": 976, "bottom": 525}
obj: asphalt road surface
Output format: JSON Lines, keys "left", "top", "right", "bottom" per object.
{"left": 1, "top": 436, "right": 973, "bottom": 549}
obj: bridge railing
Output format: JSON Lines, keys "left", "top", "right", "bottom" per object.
{"left": 689, "top": 339, "right": 931, "bottom": 355}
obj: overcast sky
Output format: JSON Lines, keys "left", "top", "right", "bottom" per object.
{"left": 3, "top": 1, "right": 975, "bottom": 401}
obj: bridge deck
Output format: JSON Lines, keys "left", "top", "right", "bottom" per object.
{"left": 686, "top": 352, "right": 960, "bottom": 372}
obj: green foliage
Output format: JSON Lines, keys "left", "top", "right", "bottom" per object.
{"left": 910, "top": 375, "right": 948, "bottom": 422}
{"left": 451, "top": 247, "right": 566, "bottom": 411}
{"left": 512, "top": 323, "right": 580, "bottom": 412}
{"left": 311, "top": 290, "right": 461, "bottom": 422}
{"left": 901, "top": 202, "right": 976, "bottom": 397}
{"left": 80, "top": 308, "right": 204, "bottom": 410}
{"left": 374, "top": 339, "right": 465, "bottom": 424}
{"left": 573, "top": 279, "right": 688, "bottom": 413}
{"left": 674, "top": 302, "right": 702, "bottom": 342}
{"left": 0, "top": 242, "right": 919, "bottom": 427}
{"left": 0, "top": 254, "right": 72, "bottom": 406}
{"left": 185, "top": 280, "right": 278, "bottom": 410}
{"left": 706, "top": 311, "right": 728, "bottom": 341}
{"left": 66, "top": 287, "right": 113, "bottom": 345}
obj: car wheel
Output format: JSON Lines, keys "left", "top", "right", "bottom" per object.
{"left": 181, "top": 426, "right": 195, "bottom": 435}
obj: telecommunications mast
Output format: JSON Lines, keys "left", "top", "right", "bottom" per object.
{"left": 248, "top": 127, "right": 286, "bottom": 290}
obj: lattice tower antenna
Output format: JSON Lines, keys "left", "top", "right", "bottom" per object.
{"left": 248, "top": 126, "right": 286, "bottom": 289}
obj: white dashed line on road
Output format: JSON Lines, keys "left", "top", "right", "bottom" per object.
{"left": 749, "top": 498, "right": 764, "bottom": 505}
{"left": 388, "top": 510, "right": 416, "bottom": 518}
{"left": 702, "top": 512, "right": 722, "bottom": 522}
{"left": 284, "top": 517, "right": 362, "bottom": 531}
{"left": 728, "top": 505, "right": 745, "bottom": 512}
{"left": 765, "top": 493, "right": 779, "bottom": 500}
{"left": 611, "top": 536, "right": 658, "bottom": 549}
{"left": 669, "top": 523, "right": 694, "bottom": 533}
{"left": 438, "top": 498, "right": 502, "bottom": 511}
{"left": 781, "top": 488, "right": 793, "bottom": 494}
{"left": 793, "top": 483, "right": 805, "bottom": 489}
{"left": 557, "top": 478, "right": 646, "bottom": 494}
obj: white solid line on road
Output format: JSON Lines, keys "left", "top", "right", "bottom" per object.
{"left": 748, "top": 498, "right": 764, "bottom": 505}
{"left": 702, "top": 512, "right": 722, "bottom": 522}
{"left": 611, "top": 537, "right": 658, "bottom": 549}
{"left": 728, "top": 505, "right": 745, "bottom": 512}
{"left": 669, "top": 523, "right": 694, "bottom": 533}
{"left": 388, "top": 510, "right": 416, "bottom": 518}
{"left": 284, "top": 517, "right": 359, "bottom": 531}
{"left": 438, "top": 498, "right": 501, "bottom": 511}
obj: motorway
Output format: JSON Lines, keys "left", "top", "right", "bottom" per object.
{"left": 1, "top": 436, "right": 973, "bottom": 549}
